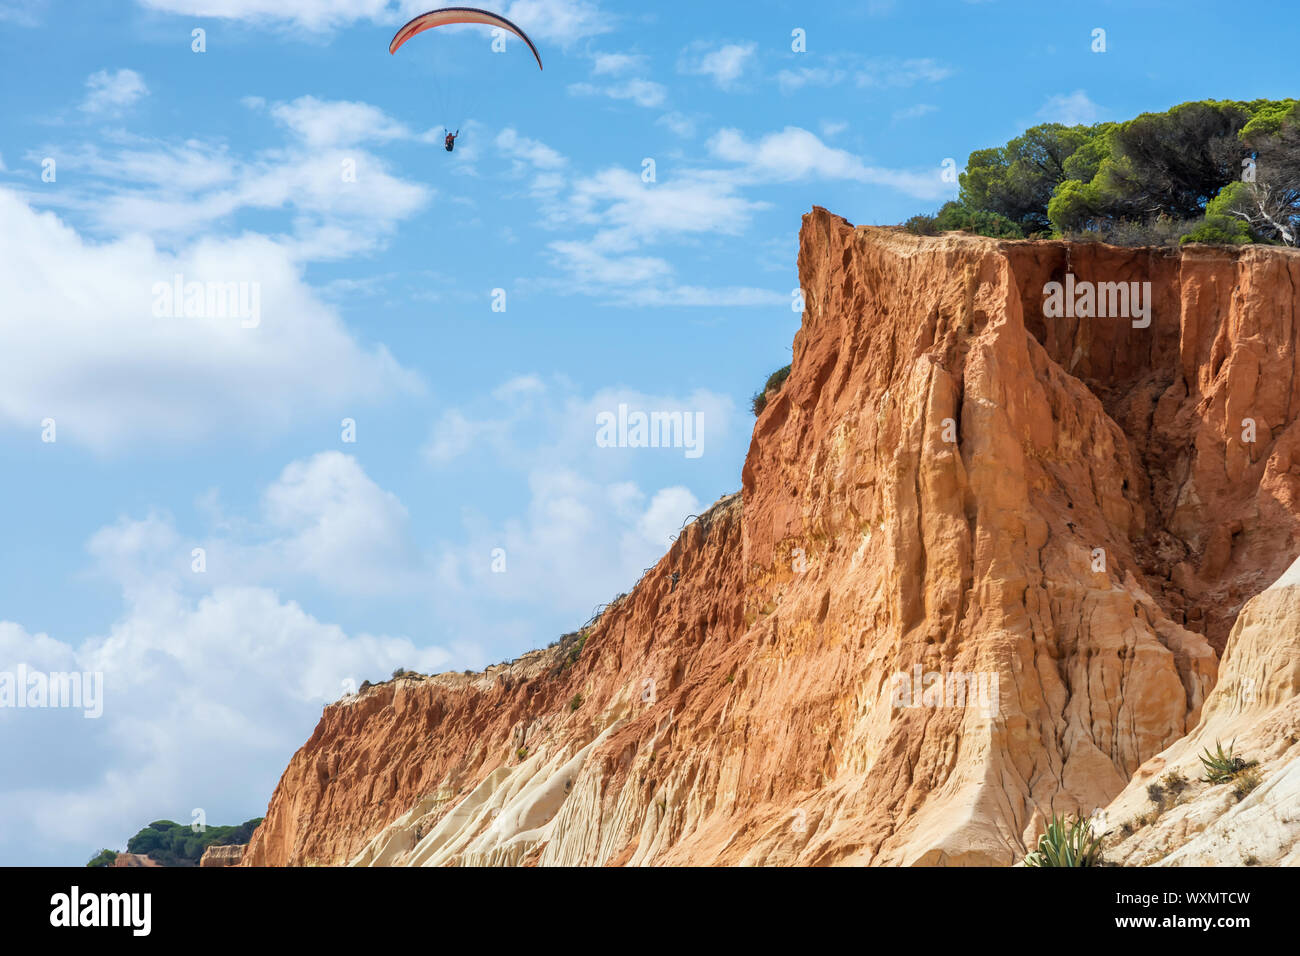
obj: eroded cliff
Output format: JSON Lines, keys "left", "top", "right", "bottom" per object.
{"left": 243, "top": 209, "right": 1300, "bottom": 866}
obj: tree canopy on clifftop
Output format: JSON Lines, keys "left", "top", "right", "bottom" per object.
{"left": 86, "top": 817, "right": 263, "bottom": 867}
{"left": 906, "top": 98, "right": 1300, "bottom": 246}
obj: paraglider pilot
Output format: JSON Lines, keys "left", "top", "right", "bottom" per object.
{"left": 445, "top": 129, "right": 459, "bottom": 152}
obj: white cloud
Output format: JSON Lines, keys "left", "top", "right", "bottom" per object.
{"left": 134, "top": 0, "right": 610, "bottom": 42}
{"left": 656, "top": 112, "right": 697, "bottom": 138}
{"left": 504, "top": 0, "right": 611, "bottom": 45}
{"left": 893, "top": 103, "right": 938, "bottom": 121}
{"left": 424, "top": 376, "right": 733, "bottom": 469}
{"left": 136, "top": 0, "right": 393, "bottom": 31}
{"left": 266, "top": 95, "right": 423, "bottom": 148}
{"left": 89, "top": 454, "right": 426, "bottom": 602}
{"left": 565, "top": 166, "right": 764, "bottom": 242}
{"left": 777, "top": 56, "right": 952, "bottom": 94}
{"left": 548, "top": 239, "right": 675, "bottom": 287}
{"left": 260, "top": 452, "right": 425, "bottom": 595}
{"left": 857, "top": 57, "right": 953, "bottom": 88}
{"left": 0, "top": 0, "right": 46, "bottom": 26}
{"left": 568, "top": 79, "right": 667, "bottom": 109}
{"left": 422, "top": 377, "right": 728, "bottom": 613}
{"left": 0, "top": 189, "right": 421, "bottom": 451}
{"left": 0, "top": 586, "right": 447, "bottom": 865}
{"left": 496, "top": 127, "right": 568, "bottom": 170}
{"left": 26, "top": 96, "right": 431, "bottom": 250}
{"left": 611, "top": 284, "right": 788, "bottom": 307}
{"left": 776, "top": 66, "right": 849, "bottom": 93}
{"left": 479, "top": 129, "right": 792, "bottom": 305}
{"left": 0, "top": 450, "right": 456, "bottom": 863}
{"left": 1037, "top": 90, "right": 1103, "bottom": 126}
{"left": 80, "top": 69, "right": 149, "bottom": 115}
{"left": 679, "top": 41, "right": 756, "bottom": 91}
{"left": 708, "top": 126, "right": 951, "bottom": 199}
{"left": 591, "top": 51, "right": 645, "bottom": 75}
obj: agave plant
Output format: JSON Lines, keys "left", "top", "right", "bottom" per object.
{"left": 1199, "top": 740, "right": 1249, "bottom": 784}
{"left": 1023, "top": 814, "right": 1104, "bottom": 867}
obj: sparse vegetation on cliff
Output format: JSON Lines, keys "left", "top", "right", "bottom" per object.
{"left": 1198, "top": 740, "right": 1256, "bottom": 784}
{"left": 751, "top": 364, "right": 792, "bottom": 416}
{"left": 1023, "top": 814, "right": 1104, "bottom": 867}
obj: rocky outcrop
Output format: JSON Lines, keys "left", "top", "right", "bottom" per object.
{"left": 1098, "top": 555, "right": 1300, "bottom": 865}
{"left": 109, "top": 852, "right": 161, "bottom": 867}
{"left": 243, "top": 210, "right": 1300, "bottom": 866}
{"left": 199, "top": 844, "right": 247, "bottom": 867}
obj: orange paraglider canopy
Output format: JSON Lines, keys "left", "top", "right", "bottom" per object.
{"left": 389, "top": 7, "right": 543, "bottom": 70}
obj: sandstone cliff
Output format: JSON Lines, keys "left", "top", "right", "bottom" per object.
{"left": 1098, "top": 554, "right": 1300, "bottom": 866}
{"left": 243, "top": 209, "right": 1300, "bottom": 866}
{"left": 199, "top": 844, "right": 247, "bottom": 867}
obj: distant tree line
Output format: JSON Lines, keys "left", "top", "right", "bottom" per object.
{"left": 905, "top": 99, "right": 1299, "bottom": 246}
{"left": 86, "top": 817, "right": 263, "bottom": 867}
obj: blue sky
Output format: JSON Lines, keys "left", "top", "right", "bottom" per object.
{"left": 0, "top": 0, "right": 1293, "bottom": 865}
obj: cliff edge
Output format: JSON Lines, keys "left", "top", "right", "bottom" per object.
{"left": 243, "top": 208, "right": 1300, "bottom": 866}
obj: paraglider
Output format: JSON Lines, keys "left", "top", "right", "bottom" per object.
{"left": 389, "top": 7, "right": 544, "bottom": 70}
{"left": 390, "top": 8, "right": 543, "bottom": 155}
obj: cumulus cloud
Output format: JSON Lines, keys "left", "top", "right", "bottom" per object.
{"left": 1037, "top": 90, "right": 1103, "bottom": 126}
{"left": 80, "top": 69, "right": 148, "bottom": 115}
{"left": 568, "top": 78, "right": 667, "bottom": 109}
{"left": 28, "top": 95, "right": 431, "bottom": 249}
{"left": 260, "top": 453, "right": 426, "bottom": 595}
{"left": 708, "top": 126, "right": 952, "bottom": 199}
{"left": 265, "top": 95, "right": 427, "bottom": 148}
{"left": 590, "top": 51, "right": 646, "bottom": 75}
{"left": 133, "top": 0, "right": 610, "bottom": 42}
{"left": 0, "top": 189, "right": 421, "bottom": 451}
{"left": 893, "top": 103, "right": 938, "bottom": 121}
{"left": 539, "top": 164, "right": 784, "bottom": 303}
{"left": 678, "top": 41, "right": 756, "bottom": 90}
{"left": 0, "top": 587, "right": 448, "bottom": 865}
{"left": 777, "top": 55, "right": 952, "bottom": 94}
{"left": 136, "top": 0, "right": 394, "bottom": 31}
{"left": 656, "top": 112, "right": 696, "bottom": 138}
{"left": 496, "top": 127, "right": 567, "bottom": 170}
{"left": 422, "top": 376, "right": 728, "bottom": 617}
{"left": 504, "top": 0, "right": 611, "bottom": 45}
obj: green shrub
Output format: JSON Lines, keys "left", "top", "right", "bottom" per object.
{"left": 903, "top": 213, "right": 939, "bottom": 235}
{"left": 1047, "top": 179, "right": 1100, "bottom": 234}
{"left": 86, "top": 849, "right": 118, "bottom": 868}
{"left": 1199, "top": 740, "right": 1253, "bottom": 784}
{"left": 751, "top": 365, "right": 792, "bottom": 416}
{"left": 1023, "top": 814, "right": 1104, "bottom": 867}
{"left": 1233, "top": 768, "right": 1262, "bottom": 801}
{"left": 569, "top": 693, "right": 584, "bottom": 712}
{"left": 120, "top": 818, "right": 263, "bottom": 867}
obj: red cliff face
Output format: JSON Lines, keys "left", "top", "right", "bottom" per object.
{"left": 243, "top": 209, "right": 1300, "bottom": 866}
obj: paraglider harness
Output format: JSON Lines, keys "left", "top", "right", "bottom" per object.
{"left": 445, "top": 129, "right": 459, "bottom": 152}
